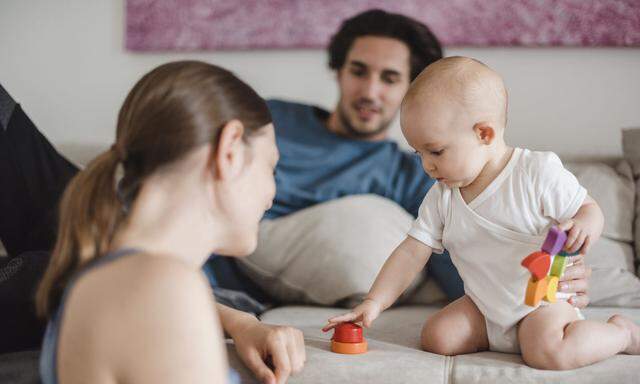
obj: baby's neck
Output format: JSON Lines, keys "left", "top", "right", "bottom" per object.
{"left": 460, "top": 144, "right": 514, "bottom": 203}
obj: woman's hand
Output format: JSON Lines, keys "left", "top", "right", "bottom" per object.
{"left": 229, "top": 317, "right": 306, "bottom": 384}
{"left": 558, "top": 254, "right": 592, "bottom": 309}
{"left": 322, "top": 298, "right": 383, "bottom": 331}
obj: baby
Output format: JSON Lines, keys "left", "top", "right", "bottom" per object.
{"left": 323, "top": 56, "right": 640, "bottom": 369}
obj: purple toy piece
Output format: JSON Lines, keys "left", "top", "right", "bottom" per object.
{"left": 542, "top": 226, "right": 567, "bottom": 255}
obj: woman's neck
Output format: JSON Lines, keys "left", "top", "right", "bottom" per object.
{"left": 111, "top": 175, "right": 221, "bottom": 268}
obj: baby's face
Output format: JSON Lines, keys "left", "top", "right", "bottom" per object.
{"left": 401, "top": 96, "right": 489, "bottom": 188}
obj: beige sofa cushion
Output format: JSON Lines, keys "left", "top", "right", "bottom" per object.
{"left": 238, "top": 195, "right": 420, "bottom": 305}
{"left": 621, "top": 128, "right": 640, "bottom": 273}
{"left": 223, "top": 305, "right": 640, "bottom": 383}
{"left": 564, "top": 161, "right": 640, "bottom": 306}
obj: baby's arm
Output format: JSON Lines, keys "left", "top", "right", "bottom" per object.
{"left": 323, "top": 236, "right": 432, "bottom": 331}
{"left": 557, "top": 194, "right": 604, "bottom": 254}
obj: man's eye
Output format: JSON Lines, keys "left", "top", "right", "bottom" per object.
{"left": 382, "top": 76, "right": 398, "bottom": 85}
{"left": 351, "top": 69, "right": 365, "bottom": 77}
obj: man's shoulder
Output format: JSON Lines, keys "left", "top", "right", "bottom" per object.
{"left": 267, "top": 98, "right": 327, "bottom": 116}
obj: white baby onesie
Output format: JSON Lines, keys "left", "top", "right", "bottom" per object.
{"left": 408, "top": 147, "right": 587, "bottom": 353}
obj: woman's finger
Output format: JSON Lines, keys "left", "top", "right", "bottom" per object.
{"left": 569, "top": 292, "right": 590, "bottom": 309}
{"left": 241, "top": 348, "right": 276, "bottom": 384}
{"left": 568, "top": 254, "right": 585, "bottom": 266}
{"left": 269, "top": 336, "right": 292, "bottom": 384}
{"left": 284, "top": 329, "right": 305, "bottom": 374}
{"left": 558, "top": 277, "right": 589, "bottom": 294}
{"left": 560, "top": 261, "right": 588, "bottom": 281}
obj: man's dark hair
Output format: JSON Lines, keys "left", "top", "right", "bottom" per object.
{"left": 328, "top": 9, "right": 443, "bottom": 81}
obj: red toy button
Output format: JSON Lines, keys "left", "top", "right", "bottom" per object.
{"left": 330, "top": 322, "right": 368, "bottom": 354}
{"left": 332, "top": 322, "right": 363, "bottom": 343}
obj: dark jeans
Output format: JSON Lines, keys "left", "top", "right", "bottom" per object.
{"left": 0, "top": 103, "right": 78, "bottom": 353}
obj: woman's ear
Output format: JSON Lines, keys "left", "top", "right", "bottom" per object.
{"left": 473, "top": 122, "right": 495, "bottom": 145}
{"left": 212, "top": 119, "right": 245, "bottom": 181}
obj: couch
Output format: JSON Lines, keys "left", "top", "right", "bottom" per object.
{"left": 2, "top": 129, "right": 639, "bottom": 383}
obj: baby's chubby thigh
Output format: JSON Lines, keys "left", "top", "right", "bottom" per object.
{"left": 518, "top": 301, "right": 581, "bottom": 369}
{"left": 420, "top": 295, "right": 490, "bottom": 355}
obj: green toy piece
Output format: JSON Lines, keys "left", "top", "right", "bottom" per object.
{"left": 550, "top": 250, "right": 580, "bottom": 277}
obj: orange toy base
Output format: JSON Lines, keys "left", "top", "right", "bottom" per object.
{"left": 331, "top": 339, "right": 368, "bottom": 354}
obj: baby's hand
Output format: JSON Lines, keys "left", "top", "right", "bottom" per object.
{"left": 558, "top": 218, "right": 599, "bottom": 254}
{"left": 322, "top": 298, "right": 383, "bottom": 332}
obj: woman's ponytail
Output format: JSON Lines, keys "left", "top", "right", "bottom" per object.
{"left": 36, "top": 147, "right": 124, "bottom": 317}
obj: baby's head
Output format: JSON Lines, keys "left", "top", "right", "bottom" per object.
{"left": 401, "top": 56, "right": 508, "bottom": 188}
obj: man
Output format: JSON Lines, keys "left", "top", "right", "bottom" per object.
{"left": 211, "top": 9, "right": 592, "bottom": 308}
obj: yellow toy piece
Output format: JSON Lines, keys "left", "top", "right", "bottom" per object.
{"left": 525, "top": 276, "right": 548, "bottom": 306}
{"left": 544, "top": 276, "right": 559, "bottom": 303}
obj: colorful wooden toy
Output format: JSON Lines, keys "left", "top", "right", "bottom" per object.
{"left": 541, "top": 226, "right": 567, "bottom": 256}
{"left": 525, "top": 276, "right": 548, "bottom": 306}
{"left": 521, "top": 251, "right": 551, "bottom": 280}
{"left": 522, "top": 226, "right": 578, "bottom": 307}
{"left": 544, "top": 276, "right": 559, "bottom": 303}
{"left": 331, "top": 322, "right": 368, "bottom": 354}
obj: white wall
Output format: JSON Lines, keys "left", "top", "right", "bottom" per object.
{"left": 2, "top": 0, "right": 639, "bottom": 163}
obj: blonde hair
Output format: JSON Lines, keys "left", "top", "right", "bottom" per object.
{"left": 404, "top": 56, "right": 508, "bottom": 129}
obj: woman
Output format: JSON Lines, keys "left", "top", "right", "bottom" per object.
{"left": 35, "top": 61, "right": 305, "bottom": 383}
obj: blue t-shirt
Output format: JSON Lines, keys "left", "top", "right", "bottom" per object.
{"left": 264, "top": 99, "right": 434, "bottom": 220}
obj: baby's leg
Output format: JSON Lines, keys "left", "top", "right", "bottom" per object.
{"left": 421, "top": 295, "right": 489, "bottom": 355}
{"left": 519, "top": 301, "right": 640, "bottom": 370}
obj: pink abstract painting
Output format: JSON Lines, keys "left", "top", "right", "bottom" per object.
{"left": 126, "top": 0, "right": 640, "bottom": 51}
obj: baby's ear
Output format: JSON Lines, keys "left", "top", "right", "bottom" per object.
{"left": 473, "top": 122, "right": 495, "bottom": 145}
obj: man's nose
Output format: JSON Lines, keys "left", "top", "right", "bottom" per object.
{"left": 360, "top": 76, "right": 382, "bottom": 100}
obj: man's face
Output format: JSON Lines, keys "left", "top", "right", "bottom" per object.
{"left": 335, "top": 36, "right": 411, "bottom": 139}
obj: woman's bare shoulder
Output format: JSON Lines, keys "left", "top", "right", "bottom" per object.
{"left": 60, "top": 252, "right": 227, "bottom": 383}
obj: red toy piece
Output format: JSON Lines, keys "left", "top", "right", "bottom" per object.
{"left": 331, "top": 322, "right": 368, "bottom": 354}
{"left": 521, "top": 251, "right": 551, "bottom": 280}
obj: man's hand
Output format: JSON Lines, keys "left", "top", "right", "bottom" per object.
{"left": 558, "top": 254, "right": 592, "bottom": 309}
{"left": 322, "top": 298, "right": 383, "bottom": 331}
{"left": 231, "top": 319, "right": 306, "bottom": 384}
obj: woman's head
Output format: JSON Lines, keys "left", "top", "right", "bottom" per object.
{"left": 37, "top": 61, "right": 277, "bottom": 316}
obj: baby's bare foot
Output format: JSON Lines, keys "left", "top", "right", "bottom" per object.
{"left": 608, "top": 314, "right": 640, "bottom": 354}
